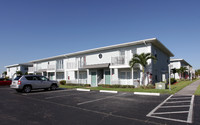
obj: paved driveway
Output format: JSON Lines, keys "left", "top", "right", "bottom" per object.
{"left": 0, "top": 87, "right": 199, "bottom": 125}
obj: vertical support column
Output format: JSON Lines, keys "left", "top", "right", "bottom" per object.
{"left": 116, "top": 68, "right": 119, "bottom": 84}
{"left": 168, "top": 64, "right": 171, "bottom": 91}
{"left": 47, "top": 72, "right": 49, "bottom": 79}
{"left": 77, "top": 70, "right": 79, "bottom": 84}
{"left": 87, "top": 69, "right": 89, "bottom": 84}
{"left": 131, "top": 68, "right": 134, "bottom": 86}
{"left": 55, "top": 72, "right": 57, "bottom": 81}
{"left": 110, "top": 68, "right": 112, "bottom": 85}
{"left": 55, "top": 62, "right": 57, "bottom": 81}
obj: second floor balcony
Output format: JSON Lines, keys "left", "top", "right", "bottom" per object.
{"left": 111, "top": 56, "right": 126, "bottom": 65}
{"left": 66, "top": 61, "right": 86, "bottom": 69}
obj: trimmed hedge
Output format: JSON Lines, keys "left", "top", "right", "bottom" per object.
{"left": 59, "top": 80, "right": 66, "bottom": 85}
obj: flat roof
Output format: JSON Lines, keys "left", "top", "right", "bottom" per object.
{"left": 170, "top": 58, "right": 192, "bottom": 67}
{"left": 30, "top": 38, "right": 174, "bottom": 63}
{"left": 5, "top": 63, "right": 33, "bottom": 68}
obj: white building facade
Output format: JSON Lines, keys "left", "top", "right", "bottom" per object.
{"left": 170, "top": 59, "right": 194, "bottom": 80}
{"left": 27, "top": 38, "right": 174, "bottom": 87}
{"left": 5, "top": 63, "right": 33, "bottom": 78}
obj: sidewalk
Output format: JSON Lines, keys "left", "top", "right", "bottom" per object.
{"left": 175, "top": 79, "right": 200, "bottom": 95}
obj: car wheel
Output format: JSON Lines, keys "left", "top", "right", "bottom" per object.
{"left": 23, "top": 86, "right": 31, "bottom": 93}
{"left": 50, "top": 84, "right": 57, "bottom": 91}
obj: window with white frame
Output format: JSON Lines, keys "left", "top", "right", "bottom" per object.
{"left": 56, "top": 60, "right": 63, "bottom": 69}
{"left": 119, "top": 71, "right": 131, "bottom": 79}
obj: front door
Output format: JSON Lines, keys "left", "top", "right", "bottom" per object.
{"left": 91, "top": 71, "right": 96, "bottom": 87}
{"left": 105, "top": 71, "right": 110, "bottom": 85}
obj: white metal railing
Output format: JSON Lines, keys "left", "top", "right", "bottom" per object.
{"left": 28, "top": 67, "right": 35, "bottom": 73}
{"left": 66, "top": 61, "right": 86, "bottom": 69}
{"left": 78, "top": 61, "right": 86, "bottom": 68}
{"left": 111, "top": 56, "right": 125, "bottom": 65}
{"left": 66, "top": 62, "right": 78, "bottom": 69}
{"left": 48, "top": 65, "right": 56, "bottom": 70}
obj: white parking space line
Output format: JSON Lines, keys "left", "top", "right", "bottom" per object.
{"left": 76, "top": 88, "right": 90, "bottom": 91}
{"left": 160, "top": 105, "right": 190, "bottom": 108}
{"left": 77, "top": 93, "right": 126, "bottom": 106}
{"left": 153, "top": 111, "right": 189, "bottom": 115}
{"left": 187, "top": 95, "right": 194, "bottom": 123}
{"left": 146, "top": 95, "right": 173, "bottom": 117}
{"left": 149, "top": 115, "right": 189, "bottom": 123}
{"left": 165, "top": 100, "right": 191, "bottom": 103}
{"left": 169, "top": 97, "right": 191, "bottom": 100}
{"left": 147, "top": 94, "right": 194, "bottom": 123}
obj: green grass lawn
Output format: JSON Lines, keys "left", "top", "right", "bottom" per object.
{"left": 59, "top": 79, "right": 199, "bottom": 94}
{"left": 194, "top": 85, "right": 200, "bottom": 96}
{"left": 59, "top": 84, "right": 86, "bottom": 89}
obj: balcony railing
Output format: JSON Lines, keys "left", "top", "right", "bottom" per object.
{"left": 66, "top": 61, "right": 86, "bottom": 69}
{"left": 48, "top": 65, "right": 56, "bottom": 70}
{"left": 111, "top": 56, "right": 125, "bottom": 65}
{"left": 66, "top": 62, "right": 78, "bottom": 69}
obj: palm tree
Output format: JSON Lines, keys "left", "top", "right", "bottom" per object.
{"left": 171, "top": 68, "right": 177, "bottom": 79}
{"left": 177, "top": 67, "right": 187, "bottom": 79}
{"left": 2, "top": 71, "right": 7, "bottom": 78}
{"left": 129, "top": 53, "right": 156, "bottom": 85}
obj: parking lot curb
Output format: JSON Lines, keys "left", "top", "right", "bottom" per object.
{"left": 76, "top": 88, "right": 91, "bottom": 92}
{"left": 99, "top": 90, "right": 118, "bottom": 93}
{"left": 134, "top": 92, "right": 160, "bottom": 96}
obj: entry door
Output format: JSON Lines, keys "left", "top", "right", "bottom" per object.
{"left": 91, "top": 71, "right": 96, "bottom": 87}
{"left": 105, "top": 71, "right": 110, "bottom": 85}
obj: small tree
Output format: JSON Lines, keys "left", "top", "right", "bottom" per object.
{"left": 16, "top": 71, "right": 23, "bottom": 76}
{"left": 177, "top": 67, "right": 187, "bottom": 80}
{"left": 129, "top": 53, "right": 156, "bottom": 86}
{"left": 2, "top": 71, "right": 7, "bottom": 78}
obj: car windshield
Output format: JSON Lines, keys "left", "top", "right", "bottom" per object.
{"left": 14, "top": 76, "right": 22, "bottom": 80}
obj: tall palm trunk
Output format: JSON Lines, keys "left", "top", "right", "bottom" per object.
{"left": 142, "top": 67, "right": 145, "bottom": 85}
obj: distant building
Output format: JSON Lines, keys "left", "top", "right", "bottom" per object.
{"left": 5, "top": 63, "right": 33, "bottom": 78}
{"left": 170, "top": 59, "right": 194, "bottom": 79}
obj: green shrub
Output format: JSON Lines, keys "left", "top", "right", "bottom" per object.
{"left": 59, "top": 80, "right": 66, "bottom": 85}
{"left": 170, "top": 78, "right": 177, "bottom": 84}
{"left": 146, "top": 84, "right": 155, "bottom": 89}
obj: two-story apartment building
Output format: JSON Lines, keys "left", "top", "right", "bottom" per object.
{"left": 170, "top": 59, "right": 193, "bottom": 79}
{"left": 5, "top": 63, "right": 33, "bottom": 78}
{"left": 27, "top": 38, "right": 174, "bottom": 87}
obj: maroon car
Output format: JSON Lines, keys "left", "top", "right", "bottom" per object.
{"left": 0, "top": 78, "right": 12, "bottom": 86}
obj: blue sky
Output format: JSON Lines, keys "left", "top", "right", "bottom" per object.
{"left": 0, "top": 0, "right": 200, "bottom": 74}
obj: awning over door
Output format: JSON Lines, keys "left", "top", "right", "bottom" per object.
{"left": 81, "top": 63, "right": 110, "bottom": 69}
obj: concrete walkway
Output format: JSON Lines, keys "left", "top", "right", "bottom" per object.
{"left": 175, "top": 79, "right": 200, "bottom": 95}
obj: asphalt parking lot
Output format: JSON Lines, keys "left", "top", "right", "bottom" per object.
{"left": 0, "top": 87, "right": 200, "bottom": 125}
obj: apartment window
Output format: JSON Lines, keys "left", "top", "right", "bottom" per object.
{"left": 132, "top": 48, "right": 137, "bottom": 55}
{"left": 154, "top": 50, "right": 157, "bottom": 58}
{"left": 57, "top": 60, "right": 63, "bottom": 69}
{"left": 120, "top": 72, "right": 126, "bottom": 79}
{"left": 120, "top": 50, "right": 125, "bottom": 56}
{"left": 119, "top": 71, "right": 131, "bottom": 79}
